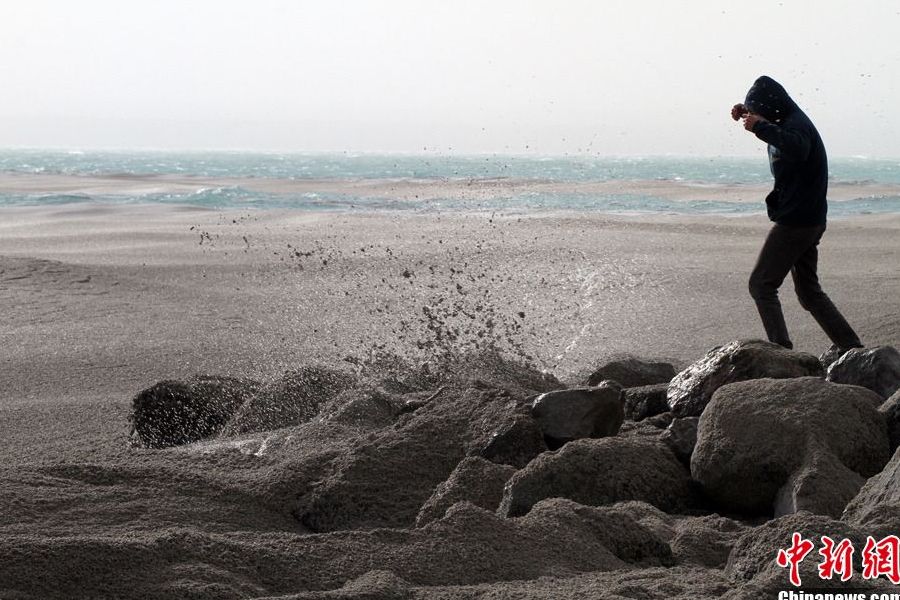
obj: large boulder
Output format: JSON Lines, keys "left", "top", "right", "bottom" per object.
{"left": 221, "top": 366, "right": 356, "bottom": 435}
{"left": 416, "top": 457, "right": 516, "bottom": 527}
{"left": 530, "top": 383, "right": 624, "bottom": 448}
{"left": 667, "top": 340, "right": 824, "bottom": 417}
{"left": 586, "top": 357, "right": 676, "bottom": 388}
{"left": 691, "top": 377, "right": 889, "bottom": 515}
{"left": 843, "top": 447, "right": 900, "bottom": 537}
{"left": 498, "top": 437, "right": 693, "bottom": 518}
{"left": 129, "top": 375, "right": 260, "bottom": 448}
{"left": 826, "top": 345, "right": 900, "bottom": 399}
{"left": 623, "top": 383, "right": 670, "bottom": 421}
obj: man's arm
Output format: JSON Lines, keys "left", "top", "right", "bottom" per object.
{"left": 744, "top": 116, "right": 812, "bottom": 161}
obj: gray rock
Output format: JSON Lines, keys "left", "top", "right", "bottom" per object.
{"left": 879, "top": 390, "right": 900, "bottom": 453}
{"left": 586, "top": 357, "right": 676, "bottom": 388}
{"left": 530, "top": 382, "right": 624, "bottom": 448}
{"left": 660, "top": 417, "right": 699, "bottom": 465}
{"left": 773, "top": 448, "right": 865, "bottom": 519}
{"left": 623, "top": 383, "right": 670, "bottom": 421}
{"left": 416, "top": 457, "right": 517, "bottom": 527}
{"left": 826, "top": 345, "right": 900, "bottom": 399}
{"left": 472, "top": 412, "right": 547, "bottom": 469}
{"left": 130, "top": 375, "right": 260, "bottom": 448}
{"left": 691, "top": 376, "right": 888, "bottom": 515}
{"left": 667, "top": 339, "right": 824, "bottom": 417}
{"left": 819, "top": 343, "right": 850, "bottom": 370}
{"left": 843, "top": 447, "right": 900, "bottom": 538}
{"left": 498, "top": 437, "right": 693, "bottom": 518}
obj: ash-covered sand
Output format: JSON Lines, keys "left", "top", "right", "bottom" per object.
{"left": 1, "top": 203, "right": 899, "bottom": 599}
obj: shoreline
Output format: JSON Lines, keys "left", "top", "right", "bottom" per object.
{"left": 2, "top": 172, "right": 900, "bottom": 205}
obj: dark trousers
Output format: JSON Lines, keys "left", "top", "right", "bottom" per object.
{"left": 748, "top": 223, "right": 862, "bottom": 350}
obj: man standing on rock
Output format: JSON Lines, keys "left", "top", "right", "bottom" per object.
{"left": 731, "top": 75, "right": 863, "bottom": 353}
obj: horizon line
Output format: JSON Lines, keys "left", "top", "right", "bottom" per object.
{"left": 1, "top": 146, "right": 898, "bottom": 162}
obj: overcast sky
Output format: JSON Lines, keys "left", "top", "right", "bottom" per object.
{"left": 2, "top": 0, "right": 899, "bottom": 156}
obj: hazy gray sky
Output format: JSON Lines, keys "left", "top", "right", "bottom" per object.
{"left": 2, "top": 0, "right": 899, "bottom": 156}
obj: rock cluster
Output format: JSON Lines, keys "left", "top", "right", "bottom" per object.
{"left": 123, "top": 339, "right": 900, "bottom": 598}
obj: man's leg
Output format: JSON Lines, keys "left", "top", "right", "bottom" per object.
{"left": 791, "top": 228, "right": 863, "bottom": 349}
{"left": 748, "top": 224, "right": 816, "bottom": 349}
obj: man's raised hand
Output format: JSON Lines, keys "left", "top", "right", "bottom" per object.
{"left": 731, "top": 103, "right": 748, "bottom": 121}
{"left": 743, "top": 113, "right": 766, "bottom": 131}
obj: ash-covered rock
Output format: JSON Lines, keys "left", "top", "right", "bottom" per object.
{"left": 691, "top": 376, "right": 888, "bottom": 515}
{"left": 617, "top": 418, "right": 667, "bottom": 442}
{"left": 623, "top": 383, "right": 670, "bottom": 421}
{"left": 472, "top": 412, "right": 547, "bottom": 469}
{"left": 130, "top": 375, "right": 260, "bottom": 448}
{"left": 294, "top": 354, "right": 559, "bottom": 532}
{"left": 667, "top": 339, "right": 823, "bottom": 417}
{"left": 826, "top": 344, "right": 900, "bottom": 399}
{"left": 586, "top": 357, "right": 676, "bottom": 388}
{"left": 498, "top": 437, "right": 693, "bottom": 518}
{"left": 317, "top": 389, "right": 401, "bottom": 428}
{"left": 222, "top": 366, "right": 356, "bottom": 435}
{"left": 416, "top": 457, "right": 516, "bottom": 527}
{"left": 660, "top": 416, "right": 699, "bottom": 465}
{"left": 879, "top": 390, "right": 900, "bottom": 453}
{"left": 773, "top": 447, "right": 866, "bottom": 518}
{"left": 530, "top": 383, "right": 624, "bottom": 449}
{"left": 524, "top": 498, "right": 675, "bottom": 567}
{"left": 646, "top": 411, "right": 675, "bottom": 428}
{"left": 843, "top": 446, "right": 900, "bottom": 537}
{"left": 590, "top": 500, "right": 748, "bottom": 569}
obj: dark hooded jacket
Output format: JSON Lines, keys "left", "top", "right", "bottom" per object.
{"left": 745, "top": 76, "right": 828, "bottom": 226}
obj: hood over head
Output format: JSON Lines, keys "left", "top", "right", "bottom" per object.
{"left": 744, "top": 76, "right": 798, "bottom": 122}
